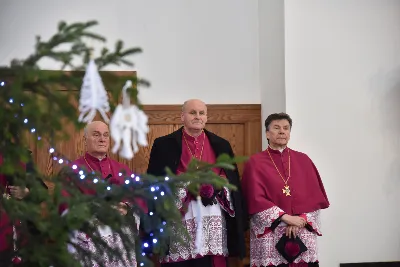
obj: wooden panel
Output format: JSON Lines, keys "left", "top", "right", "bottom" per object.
{"left": 206, "top": 123, "right": 245, "bottom": 174}
{"left": 119, "top": 122, "right": 250, "bottom": 175}
{"left": 136, "top": 104, "right": 260, "bottom": 267}
{"left": 29, "top": 71, "right": 260, "bottom": 266}
{"left": 21, "top": 69, "right": 260, "bottom": 267}
{"left": 144, "top": 104, "right": 261, "bottom": 124}
{"left": 117, "top": 103, "right": 262, "bottom": 176}
{"left": 48, "top": 104, "right": 259, "bottom": 267}
{"left": 118, "top": 124, "right": 182, "bottom": 174}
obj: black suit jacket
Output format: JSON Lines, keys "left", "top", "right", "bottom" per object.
{"left": 147, "top": 127, "right": 248, "bottom": 259}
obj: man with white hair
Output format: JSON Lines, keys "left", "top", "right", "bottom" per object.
{"left": 147, "top": 99, "right": 247, "bottom": 267}
{"left": 64, "top": 120, "right": 142, "bottom": 267}
{"left": 73, "top": 121, "right": 132, "bottom": 210}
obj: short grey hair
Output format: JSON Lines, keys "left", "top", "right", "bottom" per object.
{"left": 83, "top": 121, "right": 109, "bottom": 138}
{"left": 181, "top": 99, "right": 207, "bottom": 112}
{"left": 182, "top": 100, "right": 189, "bottom": 112}
{"left": 83, "top": 124, "right": 89, "bottom": 137}
{"left": 83, "top": 121, "right": 96, "bottom": 137}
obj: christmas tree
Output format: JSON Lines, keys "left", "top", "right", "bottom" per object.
{"left": 0, "top": 21, "right": 243, "bottom": 267}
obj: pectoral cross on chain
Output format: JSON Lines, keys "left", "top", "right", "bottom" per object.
{"left": 282, "top": 185, "right": 291, "bottom": 196}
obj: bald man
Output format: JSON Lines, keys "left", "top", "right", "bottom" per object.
{"left": 147, "top": 99, "right": 247, "bottom": 267}
{"left": 66, "top": 121, "right": 138, "bottom": 266}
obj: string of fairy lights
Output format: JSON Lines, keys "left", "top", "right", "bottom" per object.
{"left": 2, "top": 80, "right": 170, "bottom": 266}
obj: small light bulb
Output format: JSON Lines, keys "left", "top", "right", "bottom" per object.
{"left": 162, "top": 221, "right": 166, "bottom": 225}
{"left": 153, "top": 239, "right": 157, "bottom": 244}
{"left": 9, "top": 99, "right": 13, "bottom": 103}
{"left": 160, "top": 191, "right": 165, "bottom": 196}
{"left": 93, "top": 178, "right": 99, "bottom": 183}
{"left": 143, "top": 243, "right": 149, "bottom": 248}
{"left": 20, "top": 103, "right": 23, "bottom": 107}
{"left": 118, "top": 172, "right": 122, "bottom": 176}
{"left": 131, "top": 174, "right": 135, "bottom": 178}
{"left": 140, "top": 263, "right": 144, "bottom": 267}
{"left": 72, "top": 165, "right": 77, "bottom": 170}
{"left": 37, "top": 136, "right": 41, "bottom": 140}
{"left": 151, "top": 187, "right": 155, "bottom": 192}
{"left": 149, "top": 212, "right": 153, "bottom": 216}
{"left": 58, "top": 159, "right": 63, "bottom": 164}
{"left": 78, "top": 170, "right": 83, "bottom": 175}
{"left": 30, "top": 128, "right": 35, "bottom": 133}
{"left": 107, "top": 186, "right": 111, "bottom": 190}
{"left": 0, "top": 81, "right": 5, "bottom": 86}
{"left": 49, "top": 148, "right": 54, "bottom": 153}
{"left": 135, "top": 176, "right": 140, "bottom": 182}
{"left": 80, "top": 175, "right": 85, "bottom": 179}
{"left": 165, "top": 177, "right": 169, "bottom": 181}
{"left": 154, "top": 196, "right": 158, "bottom": 200}
{"left": 125, "top": 180, "right": 130, "bottom": 184}
{"left": 23, "top": 118, "right": 28, "bottom": 124}
{"left": 160, "top": 228, "right": 164, "bottom": 233}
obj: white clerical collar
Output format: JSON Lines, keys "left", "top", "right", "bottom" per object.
{"left": 269, "top": 146, "right": 286, "bottom": 153}
{"left": 86, "top": 152, "right": 108, "bottom": 161}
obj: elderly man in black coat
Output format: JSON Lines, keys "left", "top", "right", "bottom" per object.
{"left": 147, "top": 99, "right": 248, "bottom": 267}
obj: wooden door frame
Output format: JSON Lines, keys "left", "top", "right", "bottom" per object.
{"left": 143, "top": 104, "right": 262, "bottom": 158}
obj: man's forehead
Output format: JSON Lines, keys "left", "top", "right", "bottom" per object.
{"left": 271, "top": 119, "right": 290, "bottom": 126}
{"left": 187, "top": 107, "right": 206, "bottom": 111}
{"left": 183, "top": 100, "right": 207, "bottom": 111}
{"left": 91, "top": 128, "right": 109, "bottom": 133}
{"left": 88, "top": 124, "right": 109, "bottom": 133}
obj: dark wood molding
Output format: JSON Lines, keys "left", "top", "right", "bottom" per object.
{"left": 145, "top": 104, "right": 262, "bottom": 124}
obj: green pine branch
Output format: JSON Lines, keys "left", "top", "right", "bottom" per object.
{"left": 0, "top": 20, "right": 245, "bottom": 267}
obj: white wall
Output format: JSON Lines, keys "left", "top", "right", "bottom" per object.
{"left": 258, "top": 0, "right": 286, "bottom": 149}
{"left": 285, "top": 0, "right": 400, "bottom": 266}
{"left": 0, "top": 0, "right": 260, "bottom": 105}
{"left": 2, "top": 0, "right": 400, "bottom": 265}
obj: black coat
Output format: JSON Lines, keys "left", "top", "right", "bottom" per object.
{"left": 147, "top": 127, "right": 248, "bottom": 259}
